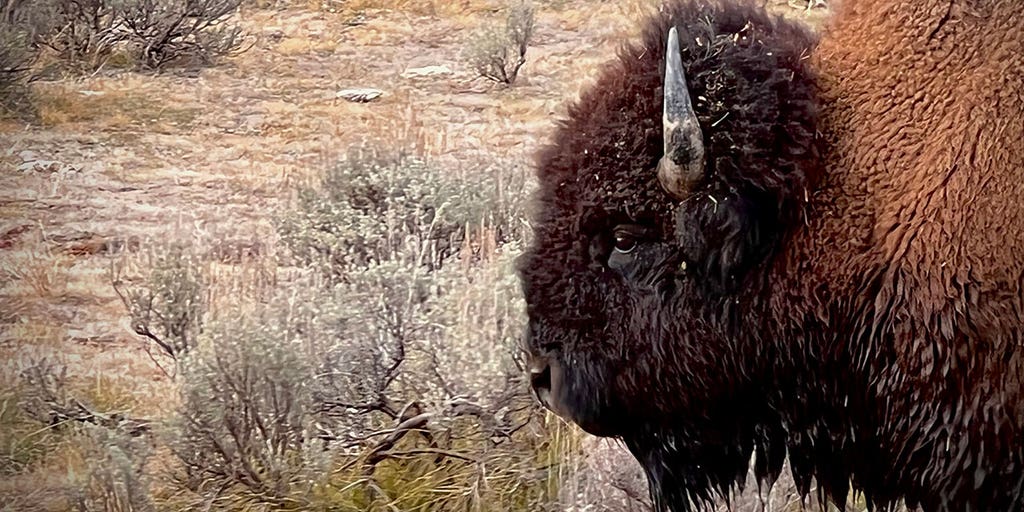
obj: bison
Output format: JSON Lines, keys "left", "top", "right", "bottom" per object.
{"left": 517, "top": 0, "right": 1024, "bottom": 510}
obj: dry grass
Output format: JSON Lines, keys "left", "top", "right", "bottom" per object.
{"left": 343, "top": 0, "right": 497, "bottom": 16}
{"left": 0, "top": 320, "right": 66, "bottom": 350}
{"left": 32, "top": 82, "right": 201, "bottom": 130}
{"left": 0, "top": 247, "right": 73, "bottom": 301}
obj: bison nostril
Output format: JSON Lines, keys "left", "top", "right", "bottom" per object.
{"left": 530, "top": 363, "right": 552, "bottom": 393}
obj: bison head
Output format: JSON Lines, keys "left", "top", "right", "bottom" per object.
{"left": 518, "top": 1, "right": 821, "bottom": 508}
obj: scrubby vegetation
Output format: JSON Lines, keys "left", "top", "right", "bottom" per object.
{"left": 0, "top": 386, "right": 61, "bottom": 476}
{"left": 0, "top": 0, "right": 248, "bottom": 117}
{"left": 463, "top": 0, "right": 535, "bottom": 85}
{"left": 0, "top": 1, "right": 40, "bottom": 116}
{"left": 158, "top": 151, "right": 569, "bottom": 510}
{"left": 6, "top": 150, "right": 616, "bottom": 510}
{"left": 277, "top": 150, "right": 527, "bottom": 280}
{"left": 70, "top": 426, "right": 154, "bottom": 512}
{"left": 113, "top": 245, "right": 206, "bottom": 375}
{"left": 0, "top": 0, "right": 247, "bottom": 72}
{"left": 35, "top": 0, "right": 248, "bottom": 70}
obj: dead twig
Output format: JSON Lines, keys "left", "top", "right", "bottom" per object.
{"left": 363, "top": 412, "right": 435, "bottom": 469}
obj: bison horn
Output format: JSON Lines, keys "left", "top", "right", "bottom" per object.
{"left": 658, "top": 26, "right": 705, "bottom": 200}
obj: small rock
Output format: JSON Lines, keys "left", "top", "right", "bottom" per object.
{"left": 17, "top": 150, "right": 39, "bottom": 162}
{"left": 67, "top": 327, "right": 118, "bottom": 345}
{"left": 449, "top": 94, "right": 495, "bottom": 111}
{"left": 264, "top": 26, "right": 285, "bottom": 42}
{"left": 336, "top": 88, "right": 384, "bottom": 103}
{"left": 401, "top": 65, "right": 453, "bottom": 79}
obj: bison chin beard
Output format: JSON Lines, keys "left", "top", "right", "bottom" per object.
{"left": 622, "top": 410, "right": 788, "bottom": 512}
{"left": 549, "top": 350, "right": 630, "bottom": 437}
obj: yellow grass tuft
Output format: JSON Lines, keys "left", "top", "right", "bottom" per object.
{"left": 32, "top": 83, "right": 200, "bottom": 130}
{"left": 0, "top": 248, "right": 73, "bottom": 301}
{"left": 342, "top": 0, "right": 492, "bottom": 16}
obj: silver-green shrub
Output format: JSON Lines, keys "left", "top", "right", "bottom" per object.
{"left": 114, "top": 244, "right": 206, "bottom": 366}
{"left": 71, "top": 426, "right": 154, "bottom": 512}
{"left": 277, "top": 150, "right": 530, "bottom": 281}
{"left": 171, "top": 298, "right": 323, "bottom": 509}
{"left": 462, "top": 0, "right": 535, "bottom": 85}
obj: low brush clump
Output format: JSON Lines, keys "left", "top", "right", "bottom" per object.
{"left": 0, "top": 2, "right": 39, "bottom": 117}
{"left": 277, "top": 149, "right": 529, "bottom": 282}
{"left": 158, "top": 150, "right": 572, "bottom": 510}
{"left": 0, "top": 0, "right": 248, "bottom": 118}
{"left": 29, "top": 0, "right": 248, "bottom": 71}
{"left": 116, "top": 0, "right": 248, "bottom": 69}
{"left": 113, "top": 244, "right": 206, "bottom": 375}
{"left": 462, "top": 0, "right": 536, "bottom": 86}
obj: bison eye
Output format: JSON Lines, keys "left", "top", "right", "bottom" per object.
{"left": 610, "top": 224, "right": 647, "bottom": 258}
{"left": 613, "top": 232, "right": 638, "bottom": 254}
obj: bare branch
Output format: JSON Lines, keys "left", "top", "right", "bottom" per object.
{"left": 379, "top": 448, "right": 478, "bottom": 464}
{"left": 363, "top": 412, "right": 435, "bottom": 469}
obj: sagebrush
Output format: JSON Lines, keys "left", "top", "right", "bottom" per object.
{"left": 277, "top": 150, "right": 529, "bottom": 282}
{"left": 1, "top": 0, "right": 247, "bottom": 72}
{"left": 102, "top": 150, "right": 578, "bottom": 511}
{"left": 463, "top": 0, "right": 535, "bottom": 85}
{"left": 113, "top": 245, "right": 206, "bottom": 374}
{"left": 0, "top": 0, "right": 40, "bottom": 116}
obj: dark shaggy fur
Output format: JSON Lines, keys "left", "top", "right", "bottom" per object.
{"left": 517, "top": 0, "right": 1024, "bottom": 511}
